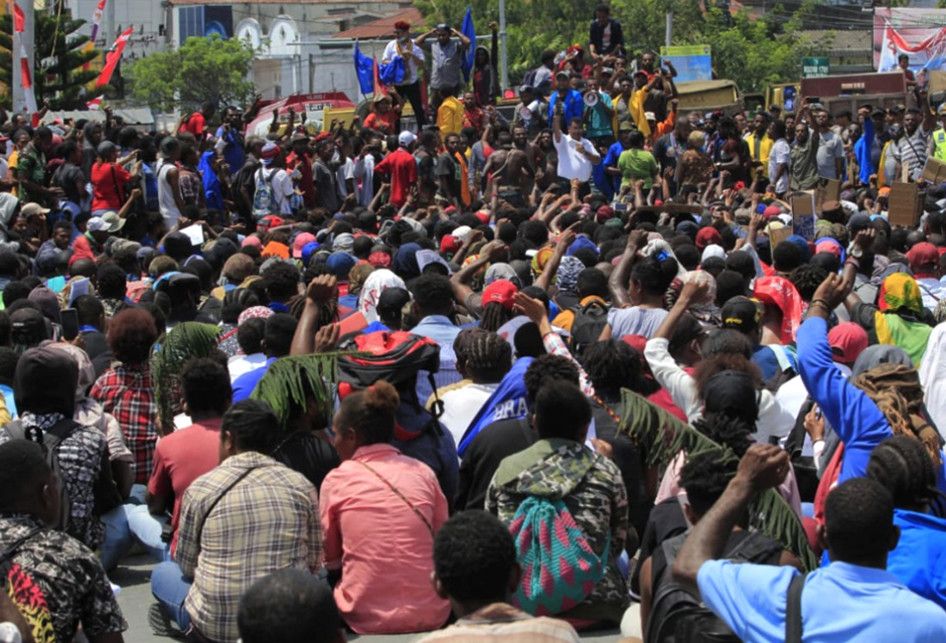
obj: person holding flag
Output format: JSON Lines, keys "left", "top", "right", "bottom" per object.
{"left": 381, "top": 21, "right": 427, "bottom": 129}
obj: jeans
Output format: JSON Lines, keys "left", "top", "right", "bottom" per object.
{"left": 98, "top": 485, "right": 169, "bottom": 571}
{"left": 151, "top": 561, "right": 192, "bottom": 632}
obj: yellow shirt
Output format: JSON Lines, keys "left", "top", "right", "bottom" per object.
{"left": 436, "top": 96, "right": 464, "bottom": 137}
{"left": 744, "top": 132, "right": 774, "bottom": 178}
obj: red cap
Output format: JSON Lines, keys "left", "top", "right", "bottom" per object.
{"left": 474, "top": 210, "right": 490, "bottom": 224}
{"left": 368, "top": 251, "right": 391, "bottom": 268}
{"left": 481, "top": 279, "right": 518, "bottom": 310}
{"left": 907, "top": 241, "right": 939, "bottom": 271}
{"left": 763, "top": 205, "right": 782, "bottom": 218}
{"left": 258, "top": 215, "right": 285, "bottom": 231}
{"left": 440, "top": 235, "right": 461, "bottom": 254}
{"left": 596, "top": 205, "right": 614, "bottom": 223}
{"left": 828, "top": 322, "right": 869, "bottom": 366}
{"left": 695, "top": 226, "right": 722, "bottom": 250}
{"left": 443, "top": 205, "right": 458, "bottom": 215}
{"left": 393, "top": 20, "right": 411, "bottom": 31}
{"left": 621, "top": 334, "right": 648, "bottom": 354}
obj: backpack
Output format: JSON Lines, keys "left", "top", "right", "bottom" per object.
{"left": 3, "top": 418, "right": 78, "bottom": 531}
{"left": 569, "top": 299, "right": 609, "bottom": 357}
{"left": 508, "top": 495, "right": 610, "bottom": 616}
{"left": 646, "top": 530, "right": 783, "bottom": 643}
{"left": 252, "top": 167, "right": 279, "bottom": 219}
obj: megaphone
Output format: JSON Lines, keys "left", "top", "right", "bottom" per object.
{"left": 584, "top": 91, "right": 599, "bottom": 107}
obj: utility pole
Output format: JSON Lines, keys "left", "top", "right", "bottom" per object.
{"left": 12, "top": 0, "right": 34, "bottom": 114}
{"left": 498, "top": 0, "right": 508, "bottom": 93}
{"left": 665, "top": 11, "right": 672, "bottom": 49}
{"left": 105, "top": 0, "right": 116, "bottom": 47}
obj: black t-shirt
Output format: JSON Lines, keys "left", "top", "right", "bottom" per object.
{"left": 273, "top": 430, "right": 341, "bottom": 491}
{"left": 436, "top": 152, "right": 460, "bottom": 200}
{"left": 455, "top": 417, "right": 535, "bottom": 510}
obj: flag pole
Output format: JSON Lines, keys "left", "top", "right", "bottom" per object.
{"left": 11, "top": 0, "right": 33, "bottom": 114}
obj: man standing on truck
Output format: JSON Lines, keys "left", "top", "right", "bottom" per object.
{"left": 891, "top": 107, "right": 928, "bottom": 182}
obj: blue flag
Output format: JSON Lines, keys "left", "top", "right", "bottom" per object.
{"left": 461, "top": 6, "right": 477, "bottom": 81}
{"left": 379, "top": 56, "right": 405, "bottom": 86}
{"left": 353, "top": 42, "right": 374, "bottom": 95}
{"left": 457, "top": 356, "right": 533, "bottom": 456}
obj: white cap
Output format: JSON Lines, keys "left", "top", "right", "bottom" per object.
{"left": 451, "top": 225, "right": 472, "bottom": 239}
{"left": 644, "top": 111, "right": 656, "bottom": 121}
{"left": 398, "top": 130, "right": 417, "bottom": 147}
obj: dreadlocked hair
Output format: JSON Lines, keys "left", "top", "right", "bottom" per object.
{"left": 680, "top": 451, "right": 737, "bottom": 516}
{"left": 867, "top": 434, "right": 940, "bottom": 511}
{"left": 479, "top": 301, "right": 512, "bottom": 332}
{"left": 692, "top": 412, "right": 754, "bottom": 458}
{"left": 462, "top": 330, "right": 512, "bottom": 382}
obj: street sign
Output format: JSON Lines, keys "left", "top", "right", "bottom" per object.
{"left": 802, "top": 56, "right": 829, "bottom": 78}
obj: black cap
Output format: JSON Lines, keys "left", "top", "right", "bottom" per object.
{"left": 720, "top": 296, "right": 761, "bottom": 334}
{"left": 377, "top": 287, "right": 411, "bottom": 316}
{"left": 703, "top": 370, "right": 759, "bottom": 424}
{"left": 14, "top": 345, "right": 78, "bottom": 416}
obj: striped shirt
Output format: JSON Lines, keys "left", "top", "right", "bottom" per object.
{"left": 891, "top": 126, "right": 929, "bottom": 181}
{"left": 176, "top": 451, "right": 322, "bottom": 643}
{"left": 417, "top": 603, "right": 581, "bottom": 642}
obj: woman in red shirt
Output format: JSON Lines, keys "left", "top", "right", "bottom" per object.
{"left": 363, "top": 94, "right": 400, "bottom": 134}
{"left": 91, "top": 141, "right": 139, "bottom": 215}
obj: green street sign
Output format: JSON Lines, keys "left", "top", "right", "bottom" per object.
{"left": 802, "top": 56, "right": 829, "bottom": 78}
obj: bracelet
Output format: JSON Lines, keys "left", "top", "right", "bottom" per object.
{"left": 808, "top": 299, "right": 832, "bottom": 311}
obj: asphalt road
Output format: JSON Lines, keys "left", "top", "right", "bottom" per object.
{"left": 111, "top": 555, "right": 625, "bottom": 643}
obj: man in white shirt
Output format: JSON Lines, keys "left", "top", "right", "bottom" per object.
{"left": 767, "top": 119, "right": 791, "bottom": 197}
{"left": 552, "top": 105, "right": 600, "bottom": 189}
{"left": 383, "top": 20, "right": 428, "bottom": 128}
{"left": 813, "top": 107, "right": 844, "bottom": 180}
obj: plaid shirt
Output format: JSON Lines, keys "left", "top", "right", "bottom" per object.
{"left": 90, "top": 363, "right": 158, "bottom": 484}
{"left": 176, "top": 451, "right": 322, "bottom": 643}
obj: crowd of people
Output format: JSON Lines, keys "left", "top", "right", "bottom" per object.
{"left": 3, "top": 4, "right": 946, "bottom": 643}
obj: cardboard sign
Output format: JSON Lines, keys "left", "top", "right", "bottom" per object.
{"left": 922, "top": 157, "right": 946, "bottom": 184}
{"left": 791, "top": 191, "right": 817, "bottom": 241}
{"left": 815, "top": 177, "right": 840, "bottom": 206}
{"left": 769, "top": 225, "right": 792, "bottom": 249}
{"left": 888, "top": 182, "right": 922, "bottom": 228}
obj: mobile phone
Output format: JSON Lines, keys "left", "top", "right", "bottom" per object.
{"left": 61, "top": 308, "right": 79, "bottom": 341}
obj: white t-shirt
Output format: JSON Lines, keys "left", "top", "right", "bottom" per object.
{"left": 382, "top": 39, "right": 425, "bottom": 85}
{"left": 815, "top": 130, "right": 844, "bottom": 179}
{"left": 255, "top": 166, "right": 293, "bottom": 215}
{"left": 554, "top": 133, "right": 596, "bottom": 182}
{"left": 768, "top": 138, "right": 791, "bottom": 194}
{"left": 335, "top": 157, "right": 355, "bottom": 198}
{"left": 438, "top": 382, "right": 500, "bottom": 451}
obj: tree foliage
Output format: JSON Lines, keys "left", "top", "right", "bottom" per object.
{"left": 129, "top": 34, "right": 253, "bottom": 112}
{"left": 0, "top": 8, "right": 98, "bottom": 109}
{"left": 416, "top": 0, "right": 820, "bottom": 92}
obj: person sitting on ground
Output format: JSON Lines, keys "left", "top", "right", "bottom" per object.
{"left": 231, "top": 312, "right": 297, "bottom": 401}
{"left": 418, "top": 510, "right": 581, "bottom": 642}
{"left": 0, "top": 439, "right": 127, "bottom": 643}
{"left": 320, "top": 380, "right": 450, "bottom": 634}
{"left": 673, "top": 444, "right": 946, "bottom": 642}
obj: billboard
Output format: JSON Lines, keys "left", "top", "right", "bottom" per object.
{"left": 659, "top": 45, "right": 712, "bottom": 83}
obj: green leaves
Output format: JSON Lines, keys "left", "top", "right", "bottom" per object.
{"left": 150, "top": 322, "right": 222, "bottom": 431}
{"left": 251, "top": 353, "right": 344, "bottom": 430}
{"left": 128, "top": 35, "right": 254, "bottom": 112}
{"left": 617, "top": 388, "right": 819, "bottom": 571}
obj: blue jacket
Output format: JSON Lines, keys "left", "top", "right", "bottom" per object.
{"left": 547, "top": 90, "right": 584, "bottom": 128}
{"left": 853, "top": 115, "right": 874, "bottom": 186}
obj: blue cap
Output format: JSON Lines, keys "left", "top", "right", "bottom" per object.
{"left": 301, "top": 241, "right": 320, "bottom": 266}
{"left": 566, "top": 235, "right": 599, "bottom": 257}
{"left": 326, "top": 251, "right": 356, "bottom": 278}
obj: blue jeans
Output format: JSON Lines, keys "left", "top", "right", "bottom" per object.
{"left": 151, "top": 561, "right": 192, "bottom": 631}
{"left": 98, "top": 485, "right": 169, "bottom": 571}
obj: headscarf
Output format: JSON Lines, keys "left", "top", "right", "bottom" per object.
{"left": 358, "top": 269, "right": 406, "bottom": 324}
{"left": 238, "top": 306, "right": 274, "bottom": 325}
{"left": 555, "top": 255, "right": 584, "bottom": 295}
{"left": 0, "top": 192, "right": 18, "bottom": 237}
{"left": 701, "top": 244, "right": 726, "bottom": 263}
{"left": 852, "top": 344, "right": 913, "bottom": 377}
{"left": 874, "top": 272, "right": 932, "bottom": 366}
{"left": 753, "top": 275, "right": 804, "bottom": 344}
{"left": 485, "top": 262, "right": 520, "bottom": 287}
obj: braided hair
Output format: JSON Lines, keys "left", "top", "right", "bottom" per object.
{"left": 867, "top": 434, "right": 940, "bottom": 512}
{"left": 462, "top": 330, "right": 512, "bottom": 383}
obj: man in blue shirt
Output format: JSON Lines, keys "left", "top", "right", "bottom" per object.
{"left": 232, "top": 314, "right": 297, "bottom": 402}
{"left": 546, "top": 71, "right": 583, "bottom": 129}
{"left": 410, "top": 273, "right": 462, "bottom": 402}
{"left": 601, "top": 122, "right": 634, "bottom": 199}
{"left": 674, "top": 444, "right": 946, "bottom": 642}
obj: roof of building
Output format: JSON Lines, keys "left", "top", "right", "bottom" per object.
{"left": 333, "top": 7, "right": 423, "bottom": 40}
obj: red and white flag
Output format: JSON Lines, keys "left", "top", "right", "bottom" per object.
{"left": 86, "top": 95, "right": 104, "bottom": 110}
{"left": 19, "top": 43, "right": 36, "bottom": 113}
{"left": 95, "top": 26, "right": 133, "bottom": 88}
{"left": 12, "top": 1, "right": 25, "bottom": 33}
{"left": 90, "top": 0, "right": 107, "bottom": 41}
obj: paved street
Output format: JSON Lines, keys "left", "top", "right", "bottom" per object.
{"left": 112, "top": 555, "right": 623, "bottom": 643}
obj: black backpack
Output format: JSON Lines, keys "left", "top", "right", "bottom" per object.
{"left": 570, "top": 299, "right": 609, "bottom": 357}
{"left": 646, "top": 530, "right": 783, "bottom": 643}
{"left": 3, "top": 418, "right": 79, "bottom": 531}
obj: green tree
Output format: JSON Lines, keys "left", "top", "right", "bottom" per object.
{"left": 129, "top": 35, "right": 253, "bottom": 112}
{"left": 417, "top": 0, "right": 819, "bottom": 91}
{"left": 0, "top": 7, "right": 98, "bottom": 109}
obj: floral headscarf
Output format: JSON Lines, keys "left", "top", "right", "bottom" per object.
{"left": 555, "top": 256, "right": 585, "bottom": 295}
{"left": 878, "top": 272, "right": 924, "bottom": 316}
